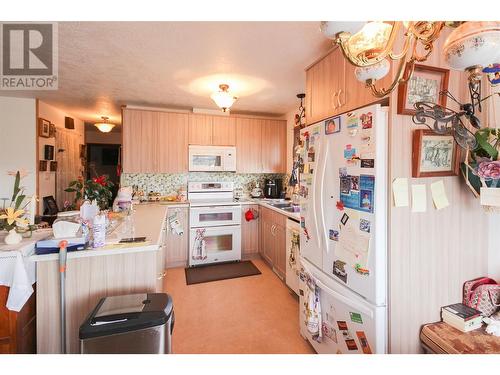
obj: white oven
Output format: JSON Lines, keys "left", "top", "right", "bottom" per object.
{"left": 190, "top": 205, "right": 241, "bottom": 227}
{"left": 188, "top": 145, "right": 236, "bottom": 172}
{"left": 189, "top": 225, "right": 241, "bottom": 266}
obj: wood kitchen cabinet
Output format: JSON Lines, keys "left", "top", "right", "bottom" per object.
{"left": 122, "top": 109, "right": 188, "bottom": 173}
{"left": 236, "top": 118, "right": 263, "bottom": 173}
{"left": 188, "top": 114, "right": 236, "bottom": 146}
{"left": 305, "top": 47, "right": 392, "bottom": 125}
{"left": 241, "top": 205, "right": 260, "bottom": 259}
{"left": 261, "top": 119, "right": 287, "bottom": 173}
{"left": 259, "top": 206, "right": 286, "bottom": 279}
{"left": 0, "top": 285, "right": 36, "bottom": 354}
{"left": 164, "top": 207, "right": 189, "bottom": 269}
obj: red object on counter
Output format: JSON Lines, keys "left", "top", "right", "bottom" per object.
{"left": 245, "top": 209, "right": 255, "bottom": 222}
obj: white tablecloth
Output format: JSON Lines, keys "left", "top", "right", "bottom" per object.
{"left": 0, "top": 229, "right": 52, "bottom": 311}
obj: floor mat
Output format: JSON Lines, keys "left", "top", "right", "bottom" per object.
{"left": 185, "top": 261, "right": 261, "bottom": 285}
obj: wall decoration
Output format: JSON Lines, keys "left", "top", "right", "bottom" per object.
{"left": 79, "top": 144, "right": 87, "bottom": 159}
{"left": 50, "top": 161, "right": 58, "bottom": 172}
{"left": 397, "top": 64, "right": 449, "bottom": 115}
{"left": 325, "top": 116, "right": 341, "bottom": 135}
{"left": 412, "top": 129, "right": 460, "bottom": 178}
{"left": 39, "top": 160, "right": 47, "bottom": 171}
{"left": 44, "top": 145, "right": 55, "bottom": 160}
{"left": 49, "top": 123, "right": 56, "bottom": 138}
{"left": 38, "top": 118, "right": 51, "bottom": 138}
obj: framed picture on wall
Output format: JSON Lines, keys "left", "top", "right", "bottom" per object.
{"left": 49, "top": 123, "right": 56, "bottom": 138}
{"left": 397, "top": 64, "right": 450, "bottom": 116}
{"left": 39, "top": 160, "right": 48, "bottom": 171}
{"left": 49, "top": 161, "right": 58, "bottom": 172}
{"left": 38, "top": 118, "right": 51, "bottom": 138}
{"left": 44, "top": 145, "right": 55, "bottom": 160}
{"left": 412, "top": 129, "right": 460, "bottom": 178}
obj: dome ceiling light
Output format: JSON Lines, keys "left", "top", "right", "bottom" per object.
{"left": 210, "top": 84, "right": 238, "bottom": 112}
{"left": 94, "top": 116, "right": 115, "bottom": 133}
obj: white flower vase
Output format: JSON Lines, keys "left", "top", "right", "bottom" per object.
{"left": 4, "top": 229, "right": 22, "bottom": 245}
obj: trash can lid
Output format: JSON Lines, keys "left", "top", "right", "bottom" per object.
{"left": 79, "top": 293, "right": 173, "bottom": 340}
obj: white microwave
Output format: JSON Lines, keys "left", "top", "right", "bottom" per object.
{"left": 188, "top": 145, "right": 236, "bottom": 172}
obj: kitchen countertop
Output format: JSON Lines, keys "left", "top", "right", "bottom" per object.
{"left": 30, "top": 204, "right": 169, "bottom": 262}
{"left": 239, "top": 198, "right": 300, "bottom": 221}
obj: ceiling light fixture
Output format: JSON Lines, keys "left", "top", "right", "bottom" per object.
{"left": 210, "top": 84, "right": 238, "bottom": 112}
{"left": 94, "top": 116, "right": 115, "bottom": 133}
{"left": 321, "top": 21, "right": 500, "bottom": 99}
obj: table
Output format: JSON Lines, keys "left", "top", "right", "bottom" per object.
{"left": 420, "top": 321, "right": 500, "bottom": 354}
{"left": 0, "top": 229, "right": 51, "bottom": 311}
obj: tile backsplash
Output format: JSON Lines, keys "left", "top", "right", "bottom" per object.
{"left": 121, "top": 172, "right": 288, "bottom": 197}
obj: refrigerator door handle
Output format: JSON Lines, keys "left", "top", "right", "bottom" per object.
{"left": 318, "top": 138, "right": 329, "bottom": 253}
{"left": 311, "top": 137, "right": 322, "bottom": 248}
{"left": 314, "top": 277, "right": 374, "bottom": 318}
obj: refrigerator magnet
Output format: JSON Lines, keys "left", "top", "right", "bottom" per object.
{"left": 329, "top": 229, "right": 339, "bottom": 241}
{"left": 340, "top": 213, "right": 349, "bottom": 226}
{"left": 346, "top": 112, "right": 359, "bottom": 129}
{"left": 325, "top": 116, "right": 341, "bottom": 135}
{"left": 333, "top": 260, "right": 348, "bottom": 283}
{"left": 336, "top": 201, "right": 344, "bottom": 211}
{"left": 360, "top": 112, "right": 373, "bottom": 129}
{"left": 349, "top": 312, "right": 363, "bottom": 324}
{"left": 359, "top": 219, "right": 370, "bottom": 233}
{"left": 322, "top": 322, "right": 338, "bottom": 343}
{"left": 361, "top": 159, "right": 375, "bottom": 168}
{"left": 356, "top": 331, "right": 373, "bottom": 354}
{"left": 354, "top": 263, "right": 370, "bottom": 276}
{"left": 337, "top": 321, "right": 358, "bottom": 351}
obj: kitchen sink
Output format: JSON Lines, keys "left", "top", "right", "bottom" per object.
{"left": 270, "top": 203, "right": 293, "bottom": 208}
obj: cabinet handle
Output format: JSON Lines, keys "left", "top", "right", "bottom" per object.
{"left": 271, "top": 224, "right": 276, "bottom": 236}
{"left": 331, "top": 91, "right": 338, "bottom": 109}
{"left": 337, "top": 89, "right": 343, "bottom": 108}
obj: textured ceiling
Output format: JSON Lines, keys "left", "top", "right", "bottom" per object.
{"left": 2, "top": 22, "right": 332, "bottom": 126}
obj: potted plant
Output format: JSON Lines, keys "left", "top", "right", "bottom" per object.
{"left": 461, "top": 127, "right": 500, "bottom": 211}
{"left": 65, "top": 175, "right": 115, "bottom": 210}
{"left": 0, "top": 171, "right": 33, "bottom": 244}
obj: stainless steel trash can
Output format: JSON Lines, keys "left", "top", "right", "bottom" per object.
{"left": 79, "top": 293, "right": 174, "bottom": 354}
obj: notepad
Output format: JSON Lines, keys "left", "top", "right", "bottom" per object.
{"left": 392, "top": 178, "right": 409, "bottom": 207}
{"left": 411, "top": 184, "right": 427, "bottom": 212}
{"left": 430, "top": 180, "right": 449, "bottom": 210}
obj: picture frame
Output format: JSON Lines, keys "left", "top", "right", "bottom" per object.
{"left": 38, "top": 118, "right": 51, "bottom": 138}
{"left": 44, "top": 145, "right": 55, "bottom": 160}
{"left": 412, "top": 129, "right": 460, "bottom": 178}
{"left": 39, "top": 160, "right": 48, "bottom": 171}
{"left": 397, "top": 64, "right": 450, "bottom": 116}
{"left": 49, "top": 161, "right": 58, "bottom": 172}
{"left": 49, "top": 123, "right": 56, "bottom": 138}
{"left": 79, "top": 144, "right": 87, "bottom": 159}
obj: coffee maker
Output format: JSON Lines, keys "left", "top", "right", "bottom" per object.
{"left": 264, "top": 178, "right": 283, "bottom": 199}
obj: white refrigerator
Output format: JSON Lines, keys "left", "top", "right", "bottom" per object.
{"left": 298, "top": 104, "right": 388, "bottom": 354}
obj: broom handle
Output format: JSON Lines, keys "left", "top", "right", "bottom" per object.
{"left": 59, "top": 240, "right": 68, "bottom": 354}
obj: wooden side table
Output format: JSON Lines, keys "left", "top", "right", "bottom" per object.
{"left": 420, "top": 321, "right": 500, "bottom": 354}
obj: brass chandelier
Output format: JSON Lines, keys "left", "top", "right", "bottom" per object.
{"left": 330, "top": 21, "right": 447, "bottom": 97}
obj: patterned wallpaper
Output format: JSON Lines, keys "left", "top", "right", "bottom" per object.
{"left": 121, "top": 172, "right": 288, "bottom": 197}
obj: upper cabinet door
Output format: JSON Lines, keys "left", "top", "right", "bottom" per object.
{"left": 188, "top": 114, "right": 213, "bottom": 145}
{"left": 122, "top": 109, "right": 159, "bottom": 173}
{"left": 236, "top": 118, "right": 262, "bottom": 173}
{"left": 261, "top": 119, "right": 287, "bottom": 173}
{"left": 212, "top": 116, "right": 236, "bottom": 146}
{"left": 158, "top": 112, "right": 189, "bottom": 173}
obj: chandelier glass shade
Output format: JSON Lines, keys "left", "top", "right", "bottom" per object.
{"left": 210, "top": 84, "right": 237, "bottom": 112}
{"left": 94, "top": 116, "right": 115, "bottom": 133}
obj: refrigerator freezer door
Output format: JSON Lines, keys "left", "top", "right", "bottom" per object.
{"left": 320, "top": 105, "right": 388, "bottom": 306}
{"left": 299, "top": 258, "right": 387, "bottom": 354}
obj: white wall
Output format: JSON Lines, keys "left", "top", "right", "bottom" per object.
{"left": 37, "top": 101, "right": 85, "bottom": 212}
{"left": 285, "top": 109, "right": 296, "bottom": 173}
{"left": 0, "top": 96, "right": 37, "bottom": 202}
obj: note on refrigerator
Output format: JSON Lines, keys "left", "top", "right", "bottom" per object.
{"left": 430, "top": 180, "right": 449, "bottom": 210}
{"left": 411, "top": 184, "right": 427, "bottom": 213}
{"left": 392, "top": 178, "right": 409, "bottom": 207}
{"left": 336, "top": 224, "right": 371, "bottom": 266}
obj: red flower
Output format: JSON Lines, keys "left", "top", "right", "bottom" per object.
{"left": 93, "top": 176, "right": 107, "bottom": 186}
